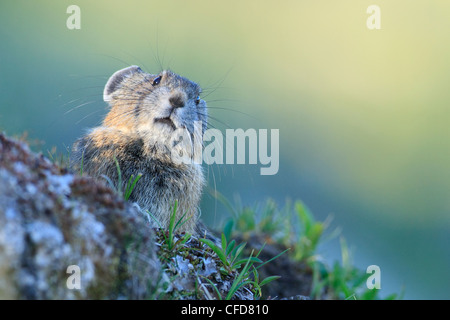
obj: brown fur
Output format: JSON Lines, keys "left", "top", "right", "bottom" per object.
{"left": 70, "top": 66, "right": 207, "bottom": 234}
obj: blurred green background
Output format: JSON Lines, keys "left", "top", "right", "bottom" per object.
{"left": 0, "top": 1, "right": 449, "bottom": 299}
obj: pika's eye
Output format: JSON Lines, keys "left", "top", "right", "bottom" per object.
{"left": 152, "top": 75, "right": 162, "bottom": 86}
{"left": 195, "top": 95, "right": 201, "bottom": 105}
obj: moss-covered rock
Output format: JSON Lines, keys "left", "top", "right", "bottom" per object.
{"left": 0, "top": 133, "right": 160, "bottom": 299}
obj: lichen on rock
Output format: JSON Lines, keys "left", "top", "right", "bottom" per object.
{"left": 0, "top": 133, "right": 160, "bottom": 299}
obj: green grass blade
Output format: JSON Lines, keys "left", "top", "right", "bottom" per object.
{"left": 178, "top": 233, "right": 191, "bottom": 246}
{"left": 226, "top": 250, "right": 254, "bottom": 300}
{"left": 200, "top": 276, "right": 222, "bottom": 300}
{"left": 221, "top": 233, "right": 227, "bottom": 252}
{"left": 113, "top": 156, "right": 122, "bottom": 194}
{"left": 255, "top": 248, "right": 290, "bottom": 270}
{"left": 259, "top": 275, "right": 281, "bottom": 287}
{"left": 124, "top": 173, "right": 142, "bottom": 201}
{"left": 146, "top": 210, "right": 169, "bottom": 245}
{"left": 169, "top": 201, "right": 178, "bottom": 231}
{"left": 174, "top": 213, "right": 191, "bottom": 232}
{"left": 167, "top": 201, "right": 180, "bottom": 249}
{"left": 200, "top": 238, "right": 228, "bottom": 265}
{"left": 226, "top": 240, "right": 236, "bottom": 256}
{"left": 231, "top": 242, "right": 246, "bottom": 259}
{"left": 223, "top": 219, "right": 234, "bottom": 243}
{"left": 233, "top": 257, "right": 262, "bottom": 268}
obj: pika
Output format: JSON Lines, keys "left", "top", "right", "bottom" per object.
{"left": 70, "top": 66, "right": 208, "bottom": 234}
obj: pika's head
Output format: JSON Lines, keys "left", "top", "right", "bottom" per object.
{"left": 103, "top": 66, "right": 208, "bottom": 147}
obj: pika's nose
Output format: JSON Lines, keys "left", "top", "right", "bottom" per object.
{"left": 169, "top": 92, "right": 186, "bottom": 109}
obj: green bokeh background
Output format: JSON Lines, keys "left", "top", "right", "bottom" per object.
{"left": 0, "top": 1, "right": 448, "bottom": 299}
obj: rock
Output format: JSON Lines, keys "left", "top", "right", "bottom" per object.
{"left": 0, "top": 133, "right": 160, "bottom": 299}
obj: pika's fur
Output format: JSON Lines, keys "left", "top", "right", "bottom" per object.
{"left": 70, "top": 66, "right": 208, "bottom": 234}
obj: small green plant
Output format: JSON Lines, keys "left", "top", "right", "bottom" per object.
{"left": 148, "top": 200, "right": 192, "bottom": 251}
{"left": 225, "top": 250, "right": 257, "bottom": 300}
{"left": 291, "top": 200, "right": 330, "bottom": 262}
{"left": 251, "top": 267, "right": 281, "bottom": 298}
{"left": 200, "top": 233, "right": 287, "bottom": 300}
{"left": 198, "top": 251, "right": 261, "bottom": 300}
{"left": 123, "top": 173, "right": 142, "bottom": 201}
{"left": 200, "top": 234, "right": 261, "bottom": 275}
{"left": 199, "top": 248, "right": 282, "bottom": 300}
{"left": 310, "top": 237, "right": 401, "bottom": 300}
{"left": 101, "top": 156, "right": 142, "bottom": 201}
{"left": 113, "top": 156, "right": 143, "bottom": 201}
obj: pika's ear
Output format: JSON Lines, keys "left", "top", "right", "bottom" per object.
{"left": 103, "top": 65, "right": 143, "bottom": 102}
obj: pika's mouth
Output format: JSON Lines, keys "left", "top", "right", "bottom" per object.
{"left": 154, "top": 117, "right": 177, "bottom": 130}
